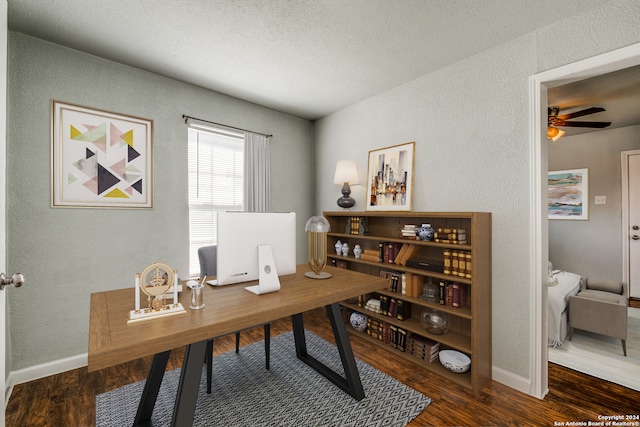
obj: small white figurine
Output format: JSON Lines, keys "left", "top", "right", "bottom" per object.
{"left": 341, "top": 242, "right": 349, "bottom": 256}
{"left": 353, "top": 244, "right": 362, "bottom": 259}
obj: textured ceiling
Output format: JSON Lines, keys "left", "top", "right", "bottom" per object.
{"left": 8, "top": 0, "right": 613, "bottom": 120}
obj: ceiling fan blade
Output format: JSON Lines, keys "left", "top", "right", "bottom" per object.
{"left": 557, "top": 120, "right": 611, "bottom": 128}
{"left": 556, "top": 107, "right": 605, "bottom": 120}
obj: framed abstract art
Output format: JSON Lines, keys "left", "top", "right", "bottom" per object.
{"left": 51, "top": 101, "right": 153, "bottom": 208}
{"left": 548, "top": 168, "right": 589, "bottom": 220}
{"left": 365, "top": 141, "right": 415, "bottom": 211}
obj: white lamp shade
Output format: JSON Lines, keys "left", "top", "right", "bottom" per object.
{"left": 333, "top": 160, "right": 359, "bottom": 185}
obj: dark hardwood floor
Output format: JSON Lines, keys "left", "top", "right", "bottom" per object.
{"left": 6, "top": 307, "right": 640, "bottom": 427}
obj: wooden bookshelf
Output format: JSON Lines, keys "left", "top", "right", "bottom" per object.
{"left": 325, "top": 211, "right": 491, "bottom": 393}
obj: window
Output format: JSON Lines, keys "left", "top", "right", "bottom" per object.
{"left": 188, "top": 124, "right": 244, "bottom": 276}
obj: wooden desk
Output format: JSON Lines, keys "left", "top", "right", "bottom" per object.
{"left": 88, "top": 265, "right": 387, "bottom": 427}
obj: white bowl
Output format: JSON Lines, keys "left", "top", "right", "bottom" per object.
{"left": 439, "top": 350, "right": 471, "bottom": 373}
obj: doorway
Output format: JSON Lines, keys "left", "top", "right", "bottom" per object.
{"left": 529, "top": 42, "right": 640, "bottom": 399}
{"left": 622, "top": 150, "right": 640, "bottom": 301}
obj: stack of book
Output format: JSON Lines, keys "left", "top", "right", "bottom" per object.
{"left": 389, "top": 325, "right": 407, "bottom": 351}
{"left": 393, "top": 244, "right": 420, "bottom": 265}
{"left": 379, "top": 271, "right": 405, "bottom": 293}
{"left": 438, "top": 281, "right": 468, "bottom": 308}
{"left": 401, "top": 224, "right": 418, "bottom": 239}
{"left": 434, "top": 228, "right": 467, "bottom": 244}
{"left": 408, "top": 334, "right": 440, "bottom": 362}
{"left": 378, "top": 295, "right": 412, "bottom": 320}
{"left": 367, "top": 318, "right": 387, "bottom": 342}
{"left": 346, "top": 216, "right": 365, "bottom": 235}
{"left": 359, "top": 249, "right": 381, "bottom": 262}
{"left": 364, "top": 298, "right": 381, "bottom": 314}
{"left": 443, "top": 249, "right": 472, "bottom": 278}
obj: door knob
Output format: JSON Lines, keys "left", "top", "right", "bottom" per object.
{"left": 0, "top": 273, "right": 24, "bottom": 290}
{"left": 633, "top": 235, "right": 640, "bottom": 240}
{"left": 633, "top": 225, "right": 639, "bottom": 230}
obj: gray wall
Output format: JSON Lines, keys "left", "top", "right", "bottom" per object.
{"left": 313, "top": 0, "right": 640, "bottom": 383}
{"left": 6, "top": 32, "right": 314, "bottom": 372}
{"left": 549, "top": 125, "right": 640, "bottom": 279}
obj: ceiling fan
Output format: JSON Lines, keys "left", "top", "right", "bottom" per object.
{"left": 547, "top": 106, "right": 612, "bottom": 141}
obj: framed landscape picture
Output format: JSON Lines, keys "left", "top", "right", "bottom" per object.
{"left": 51, "top": 101, "right": 153, "bottom": 208}
{"left": 366, "top": 141, "right": 415, "bottom": 211}
{"left": 548, "top": 168, "right": 589, "bottom": 220}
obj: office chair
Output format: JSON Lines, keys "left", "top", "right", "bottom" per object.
{"left": 198, "top": 245, "right": 271, "bottom": 394}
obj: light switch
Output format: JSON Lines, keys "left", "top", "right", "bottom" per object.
{"left": 595, "top": 196, "right": 606, "bottom": 205}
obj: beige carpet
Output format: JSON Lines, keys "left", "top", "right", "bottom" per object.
{"left": 548, "top": 307, "right": 640, "bottom": 391}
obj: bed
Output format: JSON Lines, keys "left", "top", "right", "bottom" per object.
{"left": 548, "top": 269, "right": 582, "bottom": 348}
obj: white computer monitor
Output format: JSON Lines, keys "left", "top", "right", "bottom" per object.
{"left": 213, "top": 211, "right": 297, "bottom": 294}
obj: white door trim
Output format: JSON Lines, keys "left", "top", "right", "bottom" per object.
{"left": 1, "top": 1, "right": 8, "bottom": 423}
{"left": 529, "top": 43, "right": 640, "bottom": 399}
{"left": 621, "top": 150, "right": 640, "bottom": 289}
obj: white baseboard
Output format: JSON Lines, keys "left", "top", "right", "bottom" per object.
{"left": 5, "top": 353, "right": 87, "bottom": 402}
{"left": 492, "top": 365, "right": 536, "bottom": 396}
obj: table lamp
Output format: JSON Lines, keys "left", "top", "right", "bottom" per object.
{"left": 333, "top": 160, "right": 359, "bottom": 209}
{"left": 305, "top": 216, "right": 332, "bottom": 279}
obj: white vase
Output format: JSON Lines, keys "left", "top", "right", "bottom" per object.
{"left": 353, "top": 244, "right": 362, "bottom": 259}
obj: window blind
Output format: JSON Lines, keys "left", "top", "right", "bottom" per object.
{"left": 188, "top": 124, "right": 244, "bottom": 276}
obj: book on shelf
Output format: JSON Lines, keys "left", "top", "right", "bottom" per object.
{"left": 396, "top": 299, "right": 411, "bottom": 321}
{"left": 385, "top": 242, "right": 403, "bottom": 263}
{"left": 394, "top": 244, "right": 420, "bottom": 266}
{"left": 397, "top": 328, "right": 407, "bottom": 352}
{"left": 408, "top": 334, "right": 440, "bottom": 360}
{"left": 437, "top": 280, "right": 468, "bottom": 308}
{"left": 389, "top": 324, "right": 398, "bottom": 349}
{"left": 365, "top": 298, "right": 381, "bottom": 314}
{"left": 357, "top": 293, "right": 375, "bottom": 307}
{"left": 451, "top": 283, "right": 467, "bottom": 308}
{"left": 434, "top": 237, "right": 468, "bottom": 244}
{"left": 403, "top": 272, "right": 429, "bottom": 298}
{"left": 401, "top": 224, "right": 418, "bottom": 239}
{"left": 380, "top": 271, "right": 404, "bottom": 293}
{"left": 367, "top": 318, "right": 385, "bottom": 341}
{"left": 434, "top": 232, "right": 467, "bottom": 240}
{"left": 437, "top": 228, "right": 466, "bottom": 235}
{"left": 379, "top": 294, "right": 389, "bottom": 315}
{"left": 382, "top": 322, "right": 391, "bottom": 344}
{"left": 443, "top": 249, "right": 472, "bottom": 278}
{"left": 332, "top": 259, "right": 348, "bottom": 269}
{"left": 434, "top": 228, "right": 467, "bottom": 244}
{"left": 388, "top": 298, "right": 397, "bottom": 318}
{"left": 359, "top": 253, "right": 380, "bottom": 262}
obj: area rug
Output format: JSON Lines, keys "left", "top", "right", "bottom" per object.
{"left": 549, "top": 307, "right": 640, "bottom": 391}
{"left": 96, "top": 330, "right": 431, "bottom": 426}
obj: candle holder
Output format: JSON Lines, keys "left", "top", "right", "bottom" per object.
{"left": 128, "top": 262, "right": 186, "bottom": 323}
{"left": 305, "top": 216, "right": 332, "bottom": 279}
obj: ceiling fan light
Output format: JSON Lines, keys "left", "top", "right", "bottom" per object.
{"left": 547, "top": 126, "right": 565, "bottom": 142}
{"left": 552, "top": 128, "right": 565, "bottom": 142}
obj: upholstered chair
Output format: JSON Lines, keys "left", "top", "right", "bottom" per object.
{"left": 198, "top": 245, "right": 271, "bottom": 393}
{"left": 569, "top": 277, "right": 628, "bottom": 356}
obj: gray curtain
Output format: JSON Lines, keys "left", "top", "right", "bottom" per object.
{"left": 244, "top": 132, "right": 271, "bottom": 212}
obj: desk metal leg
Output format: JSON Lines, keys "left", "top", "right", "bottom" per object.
{"left": 133, "top": 350, "right": 171, "bottom": 427}
{"left": 291, "top": 303, "right": 365, "bottom": 400}
{"left": 171, "top": 339, "right": 208, "bottom": 427}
